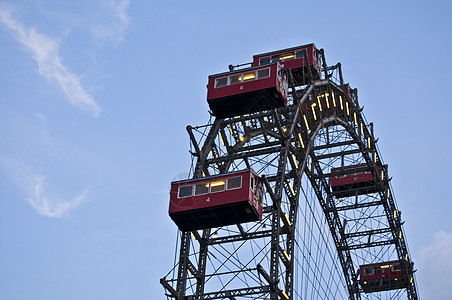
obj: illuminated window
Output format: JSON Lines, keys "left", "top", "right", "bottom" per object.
{"left": 210, "top": 180, "right": 226, "bottom": 193}
{"left": 215, "top": 77, "right": 228, "bottom": 88}
{"left": 230, "top": 74, "right": 241, "bottom": 85}
{"left": 259, "top": 48, "right": 308, "bottom": 66}
{"left": 178, "top": 185, "right": 193, "bottom": 198}
{"left": 257, "top": 68, "right": 270, "bottom": 79}
{"left": 195, "top": 183, "right": 209, "bottom": 195}
{"left": 243, "top": 71, "right": 256, "bottom": 81}
{"left": 280, "top": 51, "right": 295, "bottom": 61}
{"left": 216, "top": 66, "right": 271, "bottom": 88}
{"left": 268, "top": 51, "right": 296, "bottom": 63}
{"left": 227, "top": 176, "right": 242, "bottom": 190}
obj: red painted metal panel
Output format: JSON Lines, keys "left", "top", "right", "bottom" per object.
{"left": 169, "top": 171, "right": 251, "bottom": 213}
{"left": 207, "top": 63, "right": 283, "bottom": 101}
{"left": 330, "top": 164, "right": 379, "bottom": 197}
{"left": 330, "top": 166, "right": 374, "bottom": 187}
{"left": 169, "top": 170, "right": 263, "bottom": 231}
{"left": 206, "top": 63, "right": 287, "bottom": 118}
{"left": 359, "top": 261, "right": 410, "bottom": 293}
{"left": 252, "top": 43, "right": 320, "bottom": 78}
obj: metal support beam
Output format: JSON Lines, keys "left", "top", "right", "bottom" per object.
{"left": 160, "top": 278, "right": 178, "bottom": 299}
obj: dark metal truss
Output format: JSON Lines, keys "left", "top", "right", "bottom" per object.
{"left": 161, "top": 70, "right": 419, "bottom": 300}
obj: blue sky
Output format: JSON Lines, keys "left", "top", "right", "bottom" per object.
{"left": 0, "top": 0, "right": 451, "bottom": 299}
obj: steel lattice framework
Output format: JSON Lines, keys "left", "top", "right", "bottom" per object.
{"left": 161, "top": 54, "right": 419, "bottom": 300}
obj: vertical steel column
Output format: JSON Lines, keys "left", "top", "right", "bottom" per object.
{"left": 195, "top": 229, "right": 210, "bottom": 299}
{"left": 175, "top": 231, "right": 191, "bottom": 299}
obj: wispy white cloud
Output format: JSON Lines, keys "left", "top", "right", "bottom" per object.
{"left": 417, "top": 230, "right": 452, "bottom": 299}
{"left": 28, "top": 176, "right": 92, "bottom": 218}
{"left": 0, "top": 156, "right": 94, "bottom": 218}
{"left": 0, "top": 6, "right": 101, "bottom": 116}
{"left": 92, "top": 0, "right": 131, "bottom": 46}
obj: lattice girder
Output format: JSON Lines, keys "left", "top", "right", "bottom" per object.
{"left": 161, "top": 78, "right": 418, "bottom": 300}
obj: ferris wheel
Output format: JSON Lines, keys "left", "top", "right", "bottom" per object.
{"left": 161, "top": 43, "right": 419, "bottom": 300}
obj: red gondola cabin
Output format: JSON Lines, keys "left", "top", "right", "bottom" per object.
{"left": 169, "top": 170, "right": 263, "bottom": 231}
{"left": 252, "top": 43, "right": 321, "bottom": 85}
{"left": 330, "top": 164, "right": 379, "bottom": 197}
{"left": 207, "top": 62, "right": 288, "bottom": 119}
{"left": 359, "top": 260, "right": 411, "bottom": 293}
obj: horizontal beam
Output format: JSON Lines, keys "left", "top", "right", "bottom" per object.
{"left": 239, "top": 140, "right": 281, "bottom": 152}
{"left": 186, "top": 285, "right": 271, "bottom": 300}
{"left": 312, "top": 139, "right": 357, "bottom": 151}
{"left": 206, "top": 146, "right": 281, "bottom": 164}
{"left": 333, "top": 200, "right": 383, "bottom": 212}
{"left": 344, "top": 239, "right": 395, "bottom": 250}
{"left": 207, "top": 230, "right": 273, "bottom": 245}
{"left": 313, "top": 148, "right": 370, "bottom": 160}
{"left": 345, "top": 227, "right": 392, "bottom": 239}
